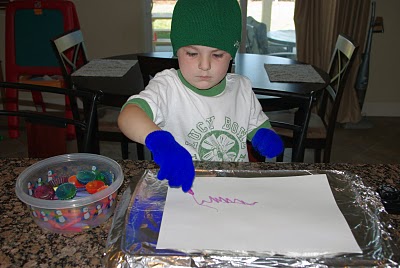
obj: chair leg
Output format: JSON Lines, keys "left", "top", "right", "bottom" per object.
{"left": 136, "top": 143, "right": 145, "bottom": 160}
{"left": 246, "top": 142, "right": 265, "bottom": 162}
{"left": 121, "top": 141, "right": 129, "bottom": 160}
{"left": 64, "top": 96, "right": 76, "bottom": 140}
{"left": 5, "top": 87, "right": 20, "bottom": 138}
{"left": 323, "top": 148, "right": 331, "bottom": 163}
{"left": 314, "top": 149, "right": 322, "bottom": 163}
{"left": 276, "top": 151, "right": 284, "bottom": 162}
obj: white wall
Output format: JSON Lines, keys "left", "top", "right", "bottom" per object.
{"left": 1, "top": 0, "right": 400, "bottom": 117}
{"left": 361, "top": 0, "right": 400, "bottom": 116}
{"left": 71, "top": 0, "right": 146, "bottom": 60}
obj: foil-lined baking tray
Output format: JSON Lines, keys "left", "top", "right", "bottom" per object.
{"left": 104, "top": 169, "right": 400, "bottom": 267}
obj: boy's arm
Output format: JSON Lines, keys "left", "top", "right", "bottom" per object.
{"left": 118, "top": 103, "right": 195, "bottom": 192}
{"left": 251, "top": 128, "right": 283, "bottom": 159}
{"left": 117, "top": 103, "right": 160, "bottom": 144}
{"left": 247, "top": 120, "right": 284, "bottom": 159}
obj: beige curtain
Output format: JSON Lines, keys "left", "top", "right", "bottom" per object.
{"left": 294, "top": 0, "right": 371, "bottom": 123}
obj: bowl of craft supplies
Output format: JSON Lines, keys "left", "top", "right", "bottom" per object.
{"left": 15, "top": 153, "right": 123, "bottom": 233}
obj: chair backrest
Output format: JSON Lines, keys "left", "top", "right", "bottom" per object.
{"left": 318, "top": 34, "right": 357, "bottom": 158}
{"left": 5, "top": 0, "right": 80, "bottom": 82}
{"left": 0, "top": 81, "right": 102, "bottom": 155}
{"left": 137, "top": 55, "right": 180, "bottom": 87}
{"left": 51, "top": 29, "right": 89, "bottom": 89}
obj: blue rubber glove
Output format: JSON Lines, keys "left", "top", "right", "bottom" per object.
{"left": 251, "top": 128, "right": 284, "bottom": 158}
{"left": 145, "top": 130, "right": 195, "bottom": 192}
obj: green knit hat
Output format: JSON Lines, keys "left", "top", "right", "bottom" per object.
{"left": 171, "top": 0, "right": 242, "bottom": 58}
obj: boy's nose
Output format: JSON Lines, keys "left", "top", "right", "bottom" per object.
{"left": 198, "top": 56, "right": 211, "bottom": 71}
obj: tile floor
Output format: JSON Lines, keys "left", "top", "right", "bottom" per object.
{"left": 0, "top": 116, "right": 399, "bottom": 163}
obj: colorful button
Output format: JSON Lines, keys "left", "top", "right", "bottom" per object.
{"left": 55, "top": 183, "right": 77, "bottom": 200}
{"left": 96, "top": 185, "right": 109, "bottom": 193}
{"left": 33, "top": 185, "right": 55, "bottom": 200}
{"left": 85, "top": 180, "right": 105, "bottom": 194}
{"left": 101, "top": 171, "right": 114, "bottom": 186}
{"left": 76, "top": 170, "right": 96, "bottom": 185}
{"left": 94, "top": 171, "right": 106, "bottom": 183}
{"left": 68, "top": 175, "right": 85, "bottom": 189}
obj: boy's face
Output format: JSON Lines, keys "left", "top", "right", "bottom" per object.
{"left": 177, "top": 45, "right": 232, "bottom": 90}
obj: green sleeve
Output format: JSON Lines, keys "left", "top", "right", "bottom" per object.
{"left": 120, "top": 98, "right": 154, "bottom": 121}
{"left": 247, "top": 120, "right": 272, "bottom": 141}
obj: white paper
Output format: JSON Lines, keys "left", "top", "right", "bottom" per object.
{"left": 157, "top": 174, "right": 362, "bottom": 256}
{"left": 71, "top": 59, "right": 137, "bottom": 77}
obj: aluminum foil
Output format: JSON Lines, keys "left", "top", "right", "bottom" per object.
{"left": 104, "top": 169, "right": 400, "bottom": 267}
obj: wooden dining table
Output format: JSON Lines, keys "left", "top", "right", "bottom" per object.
{"left": 72, "top": 52, "right": 330, "bottom": 162}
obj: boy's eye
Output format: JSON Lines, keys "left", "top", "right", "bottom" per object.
{"left": 186, "top": 52, "right": 198, "bottom": 57}
{"left": 213, "top": 53, "right": 224, "bottom": 58}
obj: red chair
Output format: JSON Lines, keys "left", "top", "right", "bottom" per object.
{"left": 5, "top": 0, "right": 80, "bottom": 138}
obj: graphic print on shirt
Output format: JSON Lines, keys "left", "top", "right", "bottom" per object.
{"left": 186, "top": 116, "right": 247, "bottom": 161}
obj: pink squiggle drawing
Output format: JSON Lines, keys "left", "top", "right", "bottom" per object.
{"left": 187, "top": 189, "right": 258, "bottom": 212}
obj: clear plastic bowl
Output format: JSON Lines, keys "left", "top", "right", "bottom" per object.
{"left": 15, "top": 153, "right": 124, "bottom": 234}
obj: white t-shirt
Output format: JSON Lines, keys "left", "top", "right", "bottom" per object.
{"left": 125, "top": 69, "right": 270, "bottom": 162}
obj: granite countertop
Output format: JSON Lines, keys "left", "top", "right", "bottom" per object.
{"left": 1, "top": 159, "right": 399, "bottom": 267}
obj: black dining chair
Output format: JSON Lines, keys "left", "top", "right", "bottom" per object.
{"left": 0, "top": 81, "right": 102, "bottom": 157}
{"left": 137, "top": 55, "right": 180, "bottom": 86}
{"left": 51, "top": 29, "right": 143, "bottom": 159}
{"left": 266, "top": 34, "right": 358, "bottom": 163}
{"left": 247, "top": 111, "right": 306, "bottom": 162}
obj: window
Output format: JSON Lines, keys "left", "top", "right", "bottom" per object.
{"left": 151, "top": 0, "right": 175, "bottom": 52}
{"left": 149, "top": 0, "right": 296, "bottom": 55}
{"left": 245, "top": 0, "right": 296, "bottom": 55}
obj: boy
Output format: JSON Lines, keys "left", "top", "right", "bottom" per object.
{"left": 118, "top": 0, "right": 283, "bottom": 192}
